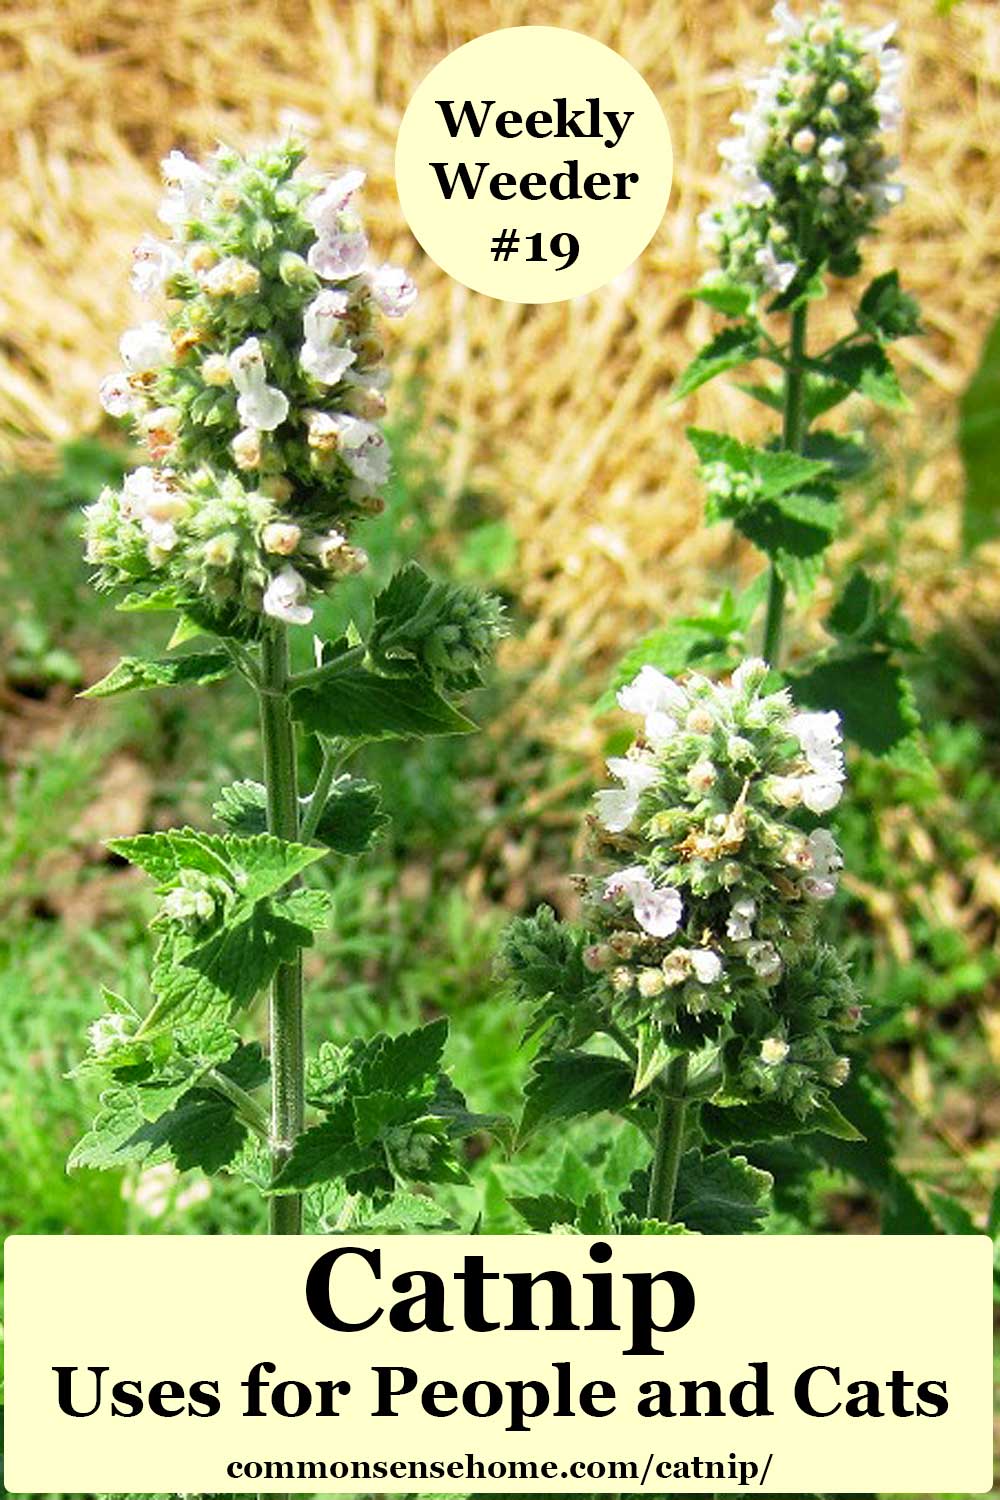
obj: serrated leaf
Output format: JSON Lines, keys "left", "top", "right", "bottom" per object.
{"left": 856, "top": 271, "right": 921, "bottom": 343}
{"left": 703, "top": 1096, "right": 863, "bottom": 1147}
{"left": 69, "top": 1044, "right": 265, "bottom": 1176}
{"left": 821, "top": 341, "right": 909, "bottom": 410}
{"left": 109, "top": 828, "right": 235, "bottom": 885}
{"left": 167, "top": 613, "right": 207, "bottom": 648}
{"left": 687, "top": 428, "right": 830, "bottom": 498}
{"left": 736, "top": 496, "right": 836, "bottom": 593}
{"left": 310, "top": 774, "right": 387, "bottom": 854}
{"left": 272, "top": 887, "right": 333, "bottom": 933}
{"left": 825, "top": 569, "right": 913, "bottom": 651}
{"left": 222, "top": 834, "right": 327, "bottom": 903}
{"left": 617, "top": 1215, "right": 694, "bottom": 1235}
{"left": 353, "top": 1089, "right": 417, "bottom": 1147}
{"left": 519, "top": 1052, "right": 633, "bottom": 1141}
{"left": 672, "top": 1148, "right": 772, "bottom": 1233}
{"left": 790, "top": 648, "right": 920, "bottom": 756}
{"left": 291, "top": 658, "right": 476, "bottom": 741}
{"left": 83, "top": 651, "right": 232, "bottom": 699}
{"left": 350, "top": 1192, "right": 453, "bottom": 1232}
{"left": 672, "top": 325, "right": 761, "bottom": 400}
{"left": 270, "top": 1101, "right": 373, "bottom": 1193}
{"left": 212, "top": 780, "right": 268, "bottom": 835}
{"left": 803, "top": 430, "right": 871, "bottom": 481}
{"left": 145, "top": 903, "right": 317, "bottom": 1031}
{"left": 307, "top": 1020, "right": 450, "bottom": 1110}
{"left": 110, "top": 828, "right": 324, "bottom": 900}
{"left": 509, "top": 1193, "right": 583, "bottom": 1232}
{"left": 768, "top": 264, "right": 827, "bottom": 313}
{"left": 215, "top": 776, "right": 387, "bottom": 856}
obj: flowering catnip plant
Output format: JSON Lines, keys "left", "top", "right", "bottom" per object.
{"left": 72, "top": 137, "right": 506, "bottom": 1235}
{"left": 500, "top": 2, "right": 921, "bottom": 1235}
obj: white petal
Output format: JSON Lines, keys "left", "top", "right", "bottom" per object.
{"left": 308, "top": 230, "right": 369, "bottom": 281}
{"left": 634, "top": 886, "right": 683, "bottom": 938}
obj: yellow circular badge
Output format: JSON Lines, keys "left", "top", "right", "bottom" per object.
{"left": 395, "top": 26, "right": 673, "bottom": 303}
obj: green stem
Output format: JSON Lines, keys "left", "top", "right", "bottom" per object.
{"left": 646, "top": 1053, "right": 690, "bottom": 1223}
{"left": 762, "top": 302, "right": 809, "bottom": 668}
{"left": 299, "top": 739, "right": 340, "bottom": 845}
{"left": 258, "top": 627, "right": 305, "bottom": 1235}
{"left": 205, "top": 1067, "right": 269, "bottom": 1140}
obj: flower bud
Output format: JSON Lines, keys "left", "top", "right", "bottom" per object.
{"left": 279, "top": 251, "right": 319, "bottom": 290}
{"left": 203, "top": 533, "right": 237, "bottom": 567}
{"left": 199, "top": 354, "right": 231, "bottom": 386}
{"left": 232, "top": 428, "right": 262, "bottom": 470}
{"left": 261, "top": 521, "right": 302, "bottom": 555}
{"left": 760, "top": 1036, "right": 790, "bottom": 1066}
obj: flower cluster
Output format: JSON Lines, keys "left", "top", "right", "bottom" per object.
{"left": 86, "top": 137, "right": 416, "bottom": 633}
{"left": 699, "top": 1, "right": 904, "bottom": 293}
{"left": 582, "top": 658, "right": 858, "bottom": 1108}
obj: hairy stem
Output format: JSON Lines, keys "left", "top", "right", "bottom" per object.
{"left": 646, "top": 1053, "right": 690, "bottom": 1223}
{"left": 762, "top": 302, "right": 809, "bottom": 667}
{"left": 259, "top": 627, "right": 305, "bottom": 1235}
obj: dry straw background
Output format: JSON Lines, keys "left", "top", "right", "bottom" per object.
{"left": 1, "top": 0, "right": 998, "bottom": 717}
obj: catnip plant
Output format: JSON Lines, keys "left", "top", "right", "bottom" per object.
{"left": 71, "top": 137, "right": 506, "bottom": 1235}
{"left": 500, "top": 1, "right": 921, "bottom": 1236}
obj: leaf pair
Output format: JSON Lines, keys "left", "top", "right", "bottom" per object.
{"left": 270, "top": 1019, "right": 510, "bottom": 1195}
{"left": 109, "top": 829, "right": 331, "bottom": 1036}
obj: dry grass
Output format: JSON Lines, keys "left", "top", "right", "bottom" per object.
{"left": 1, "top": 0, "right": 999, "bottom": 720}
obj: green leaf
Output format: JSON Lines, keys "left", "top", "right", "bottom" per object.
{"left": 691, "top": 280, "right": 755, "bottom": 318}
{"left": 349, "top": 1191, "right": 454, "bottom": 1232}
{"left": 687, "top": 428, "right": 831, "bottom": 498}
{"left": 272, "top": 887, "right": 334, "bottom": 933}
{"left": 497, "top": 906, "right": 603, "bottom": 1052}
{"left": 69, "top": 1044, "right": 266, "bottom": 1176}
{"left": 803, "top": 430, "right": 871, "bottom": 481}
{"left": 519, "top": 1052, "right": 633, "bottom": 1141}
{"left": 790, "top": 648, "right": 920, "bottom": 756}
{"left": 110, "top": 829, "right": 324, "bottom": 901}
{"left": 605, "top": 579, "right": 768, "bottom": 703}
{"left": 109, "top": 828, "right": 235, "bottom": 885}
{"left": 510, "top": 1193, "right": 588, "bottom": 1232}
{"left": 82, "top": 650, "right": 232, "bottom": 699}
{"left": 769, "top": 264, "right": 827, "bottom": 313}
{"left": 671, "top": 325, "right": 761, "bottom": 400}
{"left": 821, "top": 342, "right": 909, "bottom": 410}
{"left": 703, "top": 1097, "right": 858, "bottom": 1146}
{"left": 214, "top": 775, "right": 387, "bottom": 856}
{"left": 960, "top": 313, "right": 1000, "bottom": 550}
{"left": 736, "top": 496, "right": 838, "bottom": 594}
{"left": 825, "top": 569, "right": 913, "bottom": 651}
{"left": 212, "top": 780, "right": 268, "bottom": 835}
{"left": 223, "top": 834, "right": 327, "bottom": 903}
{"left": 309, "top": 774, "right": 387, "bottom": 854}
{"left": 856, "top": 271, "right": 921, "bottom": 343}
{"left": 928, "top": 1191, "right": 979, "bottom": 1235}
{"left": 291, "top": 657, "right": 476, "bottom": 741}
{"left": 631, "top": 1025, "right": 672, "bottom": 1098}
{"left": 270, "top": 1102, "right": 372, "bottom": 1193}
{"left": 672, "top": 1148, "right": 772, "bottom": 1233}
{"left": 145, "top": 902, "right": 319, "bottom": 1031}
